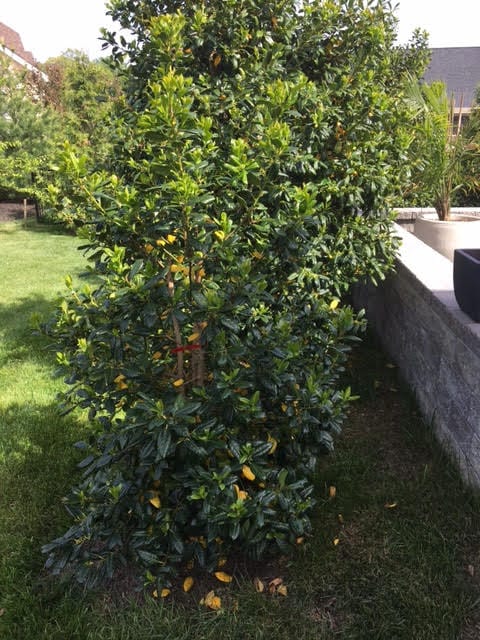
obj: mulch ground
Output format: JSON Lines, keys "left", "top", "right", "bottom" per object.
{"left": 0, "top": 201, "right": 38, "bottom": 222}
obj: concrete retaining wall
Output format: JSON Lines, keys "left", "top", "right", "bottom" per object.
{"left": 354, "top": 223, "right": 480, "bottom": 486}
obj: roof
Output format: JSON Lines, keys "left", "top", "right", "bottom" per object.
{"left": 423, "top": 47, "right": 480, "bottom": 110}
{"left": 0, "top": 21, "right": 36, "bottom": 66}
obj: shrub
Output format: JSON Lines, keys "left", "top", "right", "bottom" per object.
{"left": 43, "top": 0, "right": 424, "bottom": 589}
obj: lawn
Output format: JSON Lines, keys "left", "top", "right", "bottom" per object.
{"left": 1, "top": 220, "right": 480, "bottom": 640}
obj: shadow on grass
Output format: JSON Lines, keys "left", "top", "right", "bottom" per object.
{"left": 0, "top": 218, "right": 78, "bottom": 237}
{"left": 0, "top": 293, "right": 62, "bottom": 367}
{"left": 0, "top": 399, "right": 96, "bottom": 640}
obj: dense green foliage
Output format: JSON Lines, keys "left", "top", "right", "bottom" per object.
{"left": 44, "top": 0, "right": 427, "bottom": 588}
{"left": 0, "top": 58, "right": 63, "bottom": 201}
{"left": 34, "top": 51, "right": 123, "bottom": 223}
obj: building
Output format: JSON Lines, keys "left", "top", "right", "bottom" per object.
{"left": 423, "top": 47, "right": 480, "bottom": 120}
{"left": 0, "top": 21, "right": 46, "bottom": 79}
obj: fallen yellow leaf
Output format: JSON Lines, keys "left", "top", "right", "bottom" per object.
{"left": 152, "top": 589, "right": 158, "bottom": 599}
{"left": 203, "top": 590, "right": 222, "bottom": 610}
{"left": 114, "top": 374, "right": 126, "bottom": 383}
{"left": 217, "top": 557, "right": 227, "bottom": 568}
{"left": 296, "top": 536, "right": 304, "bottom": 545}
{"left": 145, "top": 243, "right": 154, "bottom": 254}
{"left": 329, "top": 485, "right": 336, "bottom": 499}
{"left": 188, "top": 332, "right": 200, "bottom": 343}
{"left": 333, "top": 538, "right": 340, "bottom": 546}
{"left": 253, "top": 577, "right": 265, "bottom": 593}
{"left": 173, "top": 378, "right": 184, "bottom": 387}
{"left": 241, "top": 465, "right": 255, "bottom": 481}
{"left": 183, "top": 576, "right": 194, "bottom": 592}
{"left": 214, "top": 571, "right": 233, "bottom": 583}
{"left": 277, "top": 584, "right": 288, "bottom": 597}
{"left": 338, "top": 513, "right": 344, "bottom": 524}
{"left": 152, "top": 351, "right": 162, "bottom": 360}
{"left": 384, "top": 502, "right": 398, "bottom": 509}
{"left": 268, "top": 577, "right": 283, "bottom": 594}
{"left": 161, "top": 588, "right": 171, "bottom": 598}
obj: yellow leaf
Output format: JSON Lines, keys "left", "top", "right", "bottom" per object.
{"left": 204, "top": 590, "right": 222, "bottom": 610}
{"left": 296, "top": 536, "right": 304, "bottom": 545}
{"left": 117, "top": 381, "right": 128, "bottom": 390}
{"left": 212, "top": 53, "right": 222, "bottom": 68}
{"left": 156, "top": 238, "right": 166, "bottom": 246}
{"left": 267, "top": 434, "right": 278, "bottom": 455}
{"left": 188, "top": 332, "right": 200, "bottom": 343}
{"left": 170, "top": 264, "right": 183, "bottom": 273}
{"left": 166, "top": 234, "right": 177, "bottom": 244}
{"left": 161, "top": 588, "right": 171, "bottom": 598}
{"left": 214, "top": 230, "right": 225, "bottom": 241}
{"left": 281, "top": 403, "right": 288, "bottom": 413}
{"left": 234, "top": 484, "right": 248, "bottom": 501}
{"left": 241, "top": 465, "right": 255, "bottom": 481}
{"left": 333, "top": 537, "right": 340, "bottom": 546}
{"left": 214, "top": 571, "right": 233, "bottom": 583}
{"left": 173, "top": 378, "right": 184, "bottom": 387}
{"left": 384, "top": 502, "right": 398, "bottom": 509}
{"left": 268, "top": 577, "right": 283, "bottom": 594}
{"left": 329, "top": 298, "right": 340, "bottom": 310}
{"left": 253, "top": 577, "right": 265, "bottom": 593}
{"left": 252, "top": 250, "right": 263, "bottom": 259}
{"left": 217, "top": 557, "right": 227, "bottom": 568}
{"left": 149, "top": 495, "right": 161, "bottom": 509}
{"left": 152, "top": 351, "right": 162, "bottom": 360}
{"left": 114, "top": 374, "right": 126, "bottom": 384}
{"left": 145, "top": 243, "right": 154, "bottom": 254}
{"left": 152, "top": 589, "right": 158, "bottom": 599}
{"left": 277, "top": 585, "right": 288, "bottom": 597}
{"left": 328, "top": 485, "right": 336, "bottom": 499}
{"left": 338, "top": 513, "right": 344, "bottom": 524}
{"left": 183, "top": 576, "right": 194, "bottom": 592}
{"left": 199, "top": 321, "right": 208, "bottom": 330}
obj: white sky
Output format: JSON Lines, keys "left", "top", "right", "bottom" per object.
{"left": 1, "top": 0, "right": 479, "bottom": 63}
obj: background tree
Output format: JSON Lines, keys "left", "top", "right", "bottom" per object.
{"left": 0, "top": 57, "right": 63, "bottom": 202}
{"left": 43, "top": 0, "right": 428, "bottom": 589}
{"left": 37, "top": 50, "right": 122, "bottom": 165}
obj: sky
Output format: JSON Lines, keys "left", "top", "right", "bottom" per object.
{"left": 1, "top": 0, "right": 479, "bottom": 63}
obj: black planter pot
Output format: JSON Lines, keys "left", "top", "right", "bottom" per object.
{"left": 453, "top": 248, "right": 480, "bottom": 322}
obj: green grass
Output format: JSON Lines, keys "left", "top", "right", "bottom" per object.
{"left": 1, "top": 220, "right": 480, "bottom": 639}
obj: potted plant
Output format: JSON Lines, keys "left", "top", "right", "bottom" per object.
{"left": 405, "top": 77, "right": 480, "bottom": 260}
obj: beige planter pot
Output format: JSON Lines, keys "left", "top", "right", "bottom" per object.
{"left": 414, "top": 213, "right": 480, "bottom": 261}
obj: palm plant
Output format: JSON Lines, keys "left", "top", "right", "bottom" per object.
{"left": 405, "top": 76, "right": 480, "bottom": 220}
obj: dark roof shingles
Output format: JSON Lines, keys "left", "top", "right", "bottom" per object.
{"left": 424, "top": 47, "right": 480, "bottom": 108}
{"left": 0, "top": 21, "right": 36, "bottom": 66}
